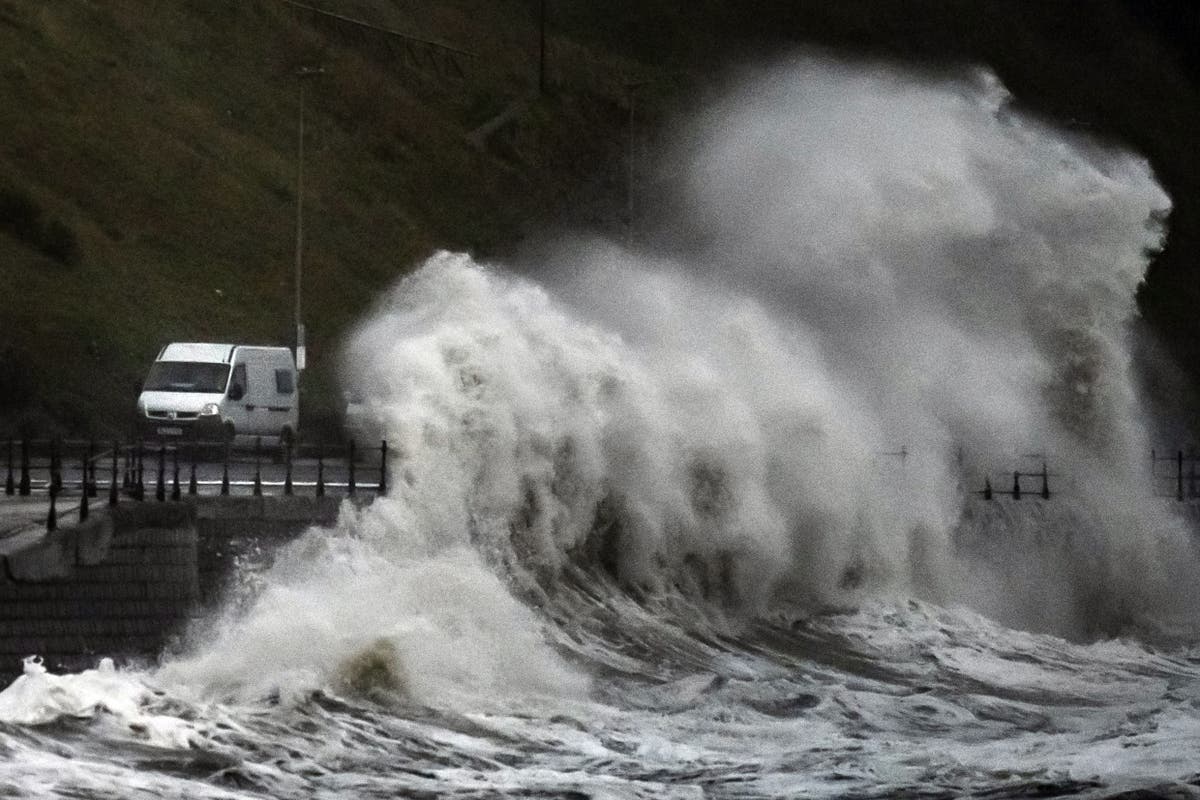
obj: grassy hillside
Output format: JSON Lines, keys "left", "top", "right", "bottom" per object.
{"left": 0, "top": 0, "right": 644, "bottom": 438}
{"left": 2, "top": 1, "right": 1198, "bottom": 439}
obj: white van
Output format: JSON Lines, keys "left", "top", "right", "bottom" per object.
{"left": 136, "top": 343, "right": 299, "bottom": 445}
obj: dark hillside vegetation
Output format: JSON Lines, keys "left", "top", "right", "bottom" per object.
{"left": 1, "top": 1, "right": 1197, "bottom": 437}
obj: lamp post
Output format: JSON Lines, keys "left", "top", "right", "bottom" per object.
{"left": 294, "top": 66, "right": 324, "bottom": 371}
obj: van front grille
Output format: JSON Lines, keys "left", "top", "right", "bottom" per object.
{"left": 146, "top": 410, "right": 200, "bottom": 420}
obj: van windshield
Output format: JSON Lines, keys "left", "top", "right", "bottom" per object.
{"left": 143, "top": 362, "right": 230, "bottom": 393}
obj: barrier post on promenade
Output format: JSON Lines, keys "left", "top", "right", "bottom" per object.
{"left": 46, "top": 481, "right": 57, "bottom": 532}
{"left": 1178, "top": 450, "right": 1185, "bottom": 502}
{"left": 18, "top": 438, "right": 29, "bottom": 496}
{"left": 253, "top": 437, "right": 262, "bottom": 497}
{"left": 220, "top": 442, "right": 230, "bottom": 496}
{"left": 79, "top": 466, "right": 89, "bottom": 522}
{"left": 378, "top": 439, "right": 388, "bottom": 496}
{"left": 347, "top": 439, "right": 356, "bottom": 496}
{"left": 50, "top": 439, "right": 61, "bottom": 495}
{"left": 4, "top": 439, "right": 12, "bottom": 496}
{"left": 155, "top": 444, "right": 166, "bottom": 502}
{"left": 188, "top": 441, "right": 198, "bottom": 496}
{"left": 135, "top": 441, "right": 145, "bottom": 501}
{"left": 1012, "top": 471, "right": 1021, "bottom": 501}
{"left": 109, "top": 441, "right": 119, "bottom": 507}
{"left": 316, "top": 444, "right": 325, "bottom": 497}
{"left": 1041, "top": 462, "right": 1050, "bottom": 500}
{"left": 283, "top": 440, "right": 293, "bottom": 496}
{"left": 983, "top": 477, "right": 993, "bottom": 501}
{"left": 88, "top": 441, "right": 99, "bottom": 497}
{"left": 171, "top": 446, "right": 181, "bottom": 501}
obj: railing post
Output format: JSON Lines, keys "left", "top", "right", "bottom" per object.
{"left": 79, "top": 469, "right": 89, "bottom": 522}
{"left": 347, "top": 439, "right": 357, "bottom": 496}
{"left": 378, "top": 439, "right": 388, "bottom": 496}
{"left": 316, "top": 443, "right": 325, "bottom": 497}
{"left": 284, "top": 439, "right": 294, "bottom": 496}
{"left": 109, "top": 441, "right": 119, "bottom": 506}
{"left": 46, "top": 481, "right": 57, "bottom": 532}
{"left": 80, "top": 443, "right": 89, "bottom": 496}
{"left": 1012, "top": 471, "right": 1021, "bottom": 501}
{"left": 253, "top": 437, "right": 262, "bottom": 497}
{"left": 50, "top": 438, "right": 61, "bottom": 495}
{"left": 5, "top": 439, "right": 14, "bottom": 495}
{"left": 122, "top": 443, "right": 131, "bottom": 489}
{"left": 220, "top": 442, "right": 230, "bottom": 496}
{"left": 156, "top": 444, "right": 166, "bottom": 502}
{"left": 983, "top": 477, "right": 992, "bottom": 501}
{"left": 18, "top": 438, "right": 29, "bottom": 496}
{"left": 1190, "top": 456, "right": 1197, "bottom": 499}
{"left": 135, "top": 441, "right": 145, "bottom": 501}
{"left": 1178, "top": 450, "right": 1185, "bottom": 502}
{"left": 171, "top": 446, "right": 181, "bottom": 501}
{"left": 87, "top": 441, "right": 97, "bottom": 496}
{"left": 1041, "top": 462, "right": 1050, "bottom": 500}
{"left": 188, "top": 441, "right": 198, "bottom": 496}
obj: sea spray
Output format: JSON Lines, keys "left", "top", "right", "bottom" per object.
{"left": 339, "top": 58, "right": 1195, "bottom": 638}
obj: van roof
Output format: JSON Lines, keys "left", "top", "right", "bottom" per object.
{"left": 157, "top": 343, "right": 293, "bottom": 364}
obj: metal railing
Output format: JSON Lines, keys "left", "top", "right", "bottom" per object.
{"left": 3, "top": 437, "right": 389, "bottom": 532}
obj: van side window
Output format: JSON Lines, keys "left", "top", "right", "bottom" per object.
{"left": 275, "top": 369, "right": 295, "bottom": 395}
{"left": 229, "top": 364, "right": 247, "bottom": 399}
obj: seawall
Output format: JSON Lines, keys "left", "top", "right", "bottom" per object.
{"left": 0, "top": 497, "right": 343, "bottom": 680}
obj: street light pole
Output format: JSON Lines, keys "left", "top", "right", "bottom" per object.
{"left": 294, "top": 66, "right": 324, "bottom": 371}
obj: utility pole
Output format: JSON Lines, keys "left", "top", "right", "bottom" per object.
{"left": 293, "top": 66, "right": 324, "bottom": 371}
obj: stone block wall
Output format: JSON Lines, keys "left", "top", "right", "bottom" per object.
{"left": 0, "top": 496, "right": 346, "bottom": 680}
{"left": 0, "top": 516, "right": 198, "bottom": 676}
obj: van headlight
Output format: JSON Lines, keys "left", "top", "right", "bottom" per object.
{"left": 199, "top": 403, "right": 220, "bottom": 416}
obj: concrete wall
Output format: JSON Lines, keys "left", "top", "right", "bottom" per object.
{"left": 0, "top": 496, "right": 343, "bottom": 680}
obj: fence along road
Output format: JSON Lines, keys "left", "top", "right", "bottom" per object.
{"left": 2, "top": 437, "right": 387, "bottom": 534}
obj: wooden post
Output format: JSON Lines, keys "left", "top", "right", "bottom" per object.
{"left": 347, "top": 439, "right": 356, "bottom": 496}
{"left": 4, "top": 439, "right": 12, "bottom": 495}
{"left": 1012, "top": 471, "right": 1021, "bottom": 501}
{"left": 221, "top": 442, "right": 230, "bottom": 496}
{"left": 171, "top": 446, "right": 181, "bottom": 501}
{"left": 983, "top": 477, "right": 993, "bottom": 501}
{"left": 378, "top": 439, "right": 388, "bottom": 496}
{"left": 1041, "top": 462, "right": 1050, "bottom": 500}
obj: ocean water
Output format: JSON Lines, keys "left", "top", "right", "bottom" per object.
{"left": 4, "top": 56, "right": 1200, "bottom": 799}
